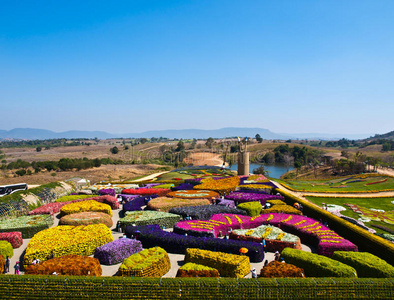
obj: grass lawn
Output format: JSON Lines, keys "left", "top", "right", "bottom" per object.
{"left": 305, "top": 196, "right": 394, "bottom": 235}
{"left": 276, "top": 175, "right": 394, "bottom": 193}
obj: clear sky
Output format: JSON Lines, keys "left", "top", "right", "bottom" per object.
{"left": 1, "top": 0, "right": 393, "bottom": 135}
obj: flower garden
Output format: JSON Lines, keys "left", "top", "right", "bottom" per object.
{"left": 0, "top": 166, "right": 393, "bottom": 299}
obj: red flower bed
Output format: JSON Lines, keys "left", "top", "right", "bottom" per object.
{"left": 0, "top": 232, "right": 23, "bottom": 248}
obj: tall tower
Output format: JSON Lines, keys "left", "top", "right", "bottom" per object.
{"left": 237, "top": 137, "right": 249, "bottom": 176}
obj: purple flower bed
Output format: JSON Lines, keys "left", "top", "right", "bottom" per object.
{"left": 123, "top": 197, "right": 146, "bottom": 211}
{"left": 171, "top": 183, "right": 195, "bottom": 191}
{"left": 143, "top": 183, "right": 161, "bottom": 188}
{"left": 94, "top": 238, "right": 143, "bottom": 265}
{"left": 217, "top": 199, "right": 236, "bottom": 208}
{"left": 168, "top": 205, "right": 247, "bottom": 220}
{"left": 224, "top": 191, "right": 284, "bottom": 205}
{"left": 118, "top": 194, "right": 139, "bottom": 202}
{"left": 98, "top": 189, "right": 116, "bottom": 197}
{"left": 125, "top": 224, "right": 264, "bottom": 263}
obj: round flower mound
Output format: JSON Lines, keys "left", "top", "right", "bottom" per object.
{"left": 24, "top": 224, "right": 113, "bottom": 266}
{"left": 263, "top": 204, "right": 302, "bottom": 215}
{"left": 120, "top": 211, "right": 182, "bottom": 229}
{"left": 118, "top": 247, "right": 170, "bottom": 277}
{"left": 0, "top": 232, "right": 23, "bottom": 248}
{"left": 59, "top": 212, "right": 113, "bottom": 228}
{"left": 25, "top": 254, "right": 102, "bottom": 276}
{"left": 168, "top": 190, "right": 219, "bottom": 199}
{"left": 147, "top": 197, "right": 211, "bottom": 212}
{"left": 60, "top": 200, "right": 113, "bottom": 216}
{"left": 0, "top": 241, "right": 13, "bottom": 258}
{"left": 94, "top": 238, "right": 143, "bottom": 265}
{"left": 55, "top": 195, "right": 93, "bottom": 202}
{"left": 260, "top": 261, "right": 305, "bottom": 278}
{"left": 122, "top": 188, "right": 170, "bottom": 197}
{"left": 193, "top": 176, "right": 240, "bottom": 195}
{"left": 176, "top": 262, "right": 219, "bottom": 278}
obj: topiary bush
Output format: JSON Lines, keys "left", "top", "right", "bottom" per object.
{"left": 237, "top": 202, "right": 262, "bottom": 217}
{"left": 332, "top": 251, "right": 394, "bottom": 278}
{"left": 59, "top": 212, "right": 113, "bottom": 228}
{"left": 0, "top": 232, "right": 23, "bottom": 248}
{"left": 60, "top": 200, "right": 112, "bottom": 216}
{"left": 147, "top": 197, "right": 211, "bottom": 212}
{"left": 169, "top": 205, "right": 247, "bottom": 220}
{"left": 0, "top": 215, "right": 53, "bottom": 238}
{"left": 94, "top": 238, "right": 143, "bottom": 265}
{"left": 0, "top": 255, "right": 4, "bottom": 273}
{"left": 259, "top": 261, "right": 305, "bottom": 278}
{"left": 55, "top": 195, "right": 93, "bottom": 202}
{"left": 0, "top": 241, "right": 13, "bottom": 258}
{"left": 176, "top": 262, "right": 219, "bottom": 277}
{"left": 281, "top": 248, "right": 357, "bottom": 277}
{"left": 120, "top": 211, "right": 181, "bottom": 231}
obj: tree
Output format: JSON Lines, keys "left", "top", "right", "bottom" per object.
{"left": 206, "top": 137, "right": 215, "bottom": 149}
{"left": 255, "top": 134, "right": 263, "bottom": 143}
{"left": 190, "top": 139, "right": 197, "bottom": 149}
{"left": 175, "top": 140, "right": 185, "bottom": 152}
{"left": 36, "top": 147, "right": 42, "bottom": 152}
{"left": 110, "top": 146, "right": 119, "bottom": 154}
{"left": 252, "top": 165, "right": 269, "bottom": 176}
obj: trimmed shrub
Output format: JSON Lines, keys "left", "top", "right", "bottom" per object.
{"left": 122, "top": 188, "right": 170, "bottom": 197}
{"left": 24, "top": 255, "right": 102, "bottom": 276}
{"left": 176, "top": 263, "right": 219, "bottom": 278}
{"left": 98, "top": 189, "right": 116, "bottom": 197}
{"left": 259, "top": 261, "right": 304, "bottom": 278}
{"left": 147, "top": 197, "right": 211, "bottom": 212}
{"left": 266, "top": 199, "right": 287, "bottom": 206}
{"left": 59, "top": 212, "right": 113, "bottom": 228}
{"left": 281, "top": 248, "right": 357, "bottom": 277}
{"left": 94, "top": 239, "right": 143, "bottom": 265}
{"left": 237, "top": 202, "right": 262, "bottom": 217}
{"left": 217, "top": 199, "right": 236, "bottom": 208}
{"left": 193, "top": 177, "right": 240, "bottom": 195}
{"left": 0, "top": 215, "right": 53, "bottom": 239}
{"left": 122, "top": 196, "right": 146, "bottom": 211}
{"left": 60, "top": 200, "right": 112, "bottom": 216}
{"left": 0, "top": 232, "right": 23, "bottom": 248}
{"left": 263, "top": 205, "right": 302, "bottom": 215}
{"left": 332, "top": 251, "right": 394, "bottom": 278}
{"left": 169, "top": 205, "right": 247, "bottom": 221}
{"left": 118, "top": 247, "right": 170, "bottom": 277}
{"left": 126, "top": 225, "right": 264, "bottom": 263}
{"left": 0, "top": 241, "right": 13, "bottom": 258}
{"left": 24, "top": 224, "right": 113, "bottom": 266}
{"left": 185, "top": 248, "right": 250, "bottom": 278}
{"left": 0, "top": 255, "right": 4, "bottom": 274}
{"left": 120, "top": 211, "right": 181, "bottom": 230}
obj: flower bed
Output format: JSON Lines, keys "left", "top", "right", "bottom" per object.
{"left": 60, "top": 200, "right": 113, "bottom": 216}
{"left": 0, "top": 241, "right": 13, "bottom": 258}
{"left": 193, "top": 177, "right": 240, "bottom": 195}
{"left": 147, "top": 197, "right": 211, "bottom": 212}
{"left": 126, "top": 225, "right": 264, "bottom": 263}
{"left": 120, "top": 211, "right": 181, "bottom": 230}
{"left": 98, "top": 188, "right": 116, "bottom": 197}
{"left": 281, "top": 248, "right": 357, "bottom": 277}
{"left": 217, "top": 199, "right": 236, "bottom": 208}
{"left": 167, "top": 190, "right": 219, "bottom": 199}
{"left": 0, "top": 255, "right": 4, "bottom": 273}
{"left": 59, "top": 212, "right": 113, "bottom": 228}
{"left": 259, "top": 261, "right": 305, "bottom": 278}
{"left": 55, "top": 195, "right": 93, "bottom": 202}
{"left": 89, "top": 195, "right": 120, "bottom": 209}
{"left": 176, "top": 263, "right": 219, "bottom": 277}
{"left": 0, "top": 215, "right": 54, "bottom": 239}
{"left": 225, "top": 191, "right": 284, "bottom": 205}
{"left": 24, "top": 254, "right": 102, "bottom": 276}
{"left": 237, "top": 202, "right": 262, "bottom": 217}
{"left": 184, "top": 248, "right": 250, "bottom": 278}
{"left": 230, "top": 225, "right": 302, "bottom": 252}
{"left": 175, "top": 213, "right": 357, "bottom": 257}
{"left": 237, "top": 184, "right": 273, "bottom": 193}
{"left": 170, "top": 183, "right": 195, "bottom": 191}
{"left": 266, "top": 199, "right": 287, "bottom": 206}
{"left": 122, "top": 188, "right": 170, "bottom": 197}
{"left": 169, "top": 205, "right": 247, "bottom": 221}
{"left": 24, "top": 224, "right": 113, "bottom": 266}
{"left": 94, "top": 239, "right": 143, "bottom": 265}
{"left": 263, "top": 205, "right": 302, "bottom": 215}
{"left": 122, "top": 196, "right": 146, "bottom": 211}
{"left": 0, "top": 232, "right": 23, "bottom": 248}
{"left": 332, "top": 251, "right": 394, "bottom": 278}
{"left": 118, "top": 247, "right": 170, "bottom": 277}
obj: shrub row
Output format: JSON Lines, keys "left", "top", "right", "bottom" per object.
{"left": 176, "top": 263, "right": 219, "bottom": 278}
{"left": 118, "top": 247, "right": 170, "bottom": 277}
{"left": 281, "top": 248, "right": 357, "bottom": 277}
{"left": 125, "top": 224, "right": 264, "bottom": 263}
{"left": 147, "top": 197, "right": 211, "bottom": 212}
{"left": 185, "top": 248, "right": 250, "bottom": 278}
{"left": 169, "top": 205, "right": 247, "bottom": 220}
{"left": 0, "top": 215, "right": 54, "bottom": 239}
{"left": 24, "top": 255, "right": 102, "bottom": 276}
{"left": 94, "top": 238, "right": 143, "bottom": 265}
{"left": 0, "top": 232, "right": 23, "bottom": 248}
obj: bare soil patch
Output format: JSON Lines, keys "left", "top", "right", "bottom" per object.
{"left": 183, "top": 152, "right": 224, "bottom": 167}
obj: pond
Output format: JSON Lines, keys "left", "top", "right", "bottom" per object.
{"left": 229, "top": 163, "right": 293, "bottom": 179}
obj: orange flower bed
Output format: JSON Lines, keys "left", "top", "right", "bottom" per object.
{"left": 259, "top": 261, "right": 305, "bottom": 278}
{"left": 0, "top": 255, "right": 4, "bottom": 274}
{"left": 193, "top": 177, "right": 240, "bottom": 195}
{"left": 24, "top": 254, "right": 102, "bottom": 276}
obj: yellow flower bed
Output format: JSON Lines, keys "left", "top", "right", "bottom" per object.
{"left": 119, "top": 247, "right": 170, "bottom": 277}
{"left": 24, "top": 224, "right": 113, "bottom": 266}
{"left": 185, "top": 248, "right": 250, "bottom": 278}
{"left": 193, "top": 177, "right": 240, "bottom": 195}
{"left": 60, "top": 200, "right": 112, "bottom": 216}
{"left": 264, "top": 205, "right": 302, "bottom": 215}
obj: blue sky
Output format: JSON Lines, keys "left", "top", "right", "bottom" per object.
{"left": 0, "top": 0, "right": 393, "bottom": 135}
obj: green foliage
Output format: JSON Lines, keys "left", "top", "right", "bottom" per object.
{"left": 205, "top": 137, "right": 215, "bottom": 149}
{"left": 255, "top": 134, "right": 263, "bottom": 143}
{"left": 0, "top": 182, "right": 61, "bottom": 204}
{"left": 15, "top": 169, "right": 27, "bottom": 176}
{"left": 237, "top": 201, "right": 262, "bottom": 217}
{"left": 0, "top": 215, "right": 54, "bottom": 239}
{"left": 281, "top": 248, "right": 357, "bottom": 278}
{"left": 36, "top": 147, "right": 42, "bottom": 152}
{"left": 332, "top": 251, "right": 394, "bottom": 278}
{"left": 110, "top": 146, "right": 119, "bottom": 154}
{"left": 0, "top": 241, "right": 13, "bottom": 258}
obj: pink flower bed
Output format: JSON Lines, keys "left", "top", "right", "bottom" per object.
{"left": 29, "top": 195, "right": 119, "bottom": 216}
{"left": 122, "top": 188, "right": 170, "bottom": 197}
{"left": 0, "top": 232, "right": 23, "bottom": 248}
{"left": 174, "top": 213, "right": 357, "bottom": 257}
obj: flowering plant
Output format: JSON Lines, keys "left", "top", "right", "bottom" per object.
{"left": 225, "top": 191, "right": 284, "bottom": 205}
{"left": 98, "top": 189, "right": 116, "bottom": 197}
{"left": 60, "top": 200, "right": 113, "bottom": 216}
{"left": 147, "top": 197, "right": 211, "bottom": 212}
{"left": 169, "top": 205, "right": 247, "bottom": 221}
{"left": 120, "top": 211, "right": 181, "bottom": 229}
{"left": 94, "top": 238, "right": 143, "bottom": 265}
{"left": 168, "top": 190, "right": 219, "bottom": 199}
{"left": 193, "top": 177, "right": 240, "bottom": 195}
{"left": 59, "top": 212, "right": 113, "bottom": 228}
{"left": 122, "top": 188, "right": 170, "bottom": 197}
{"left": 0, "top": 241, "right": 13, "bottom": 258}
{"left": 259, "top": 261, "right": 305, "bottom": 278}
{"left": 0, "top": 232, "right": 23, "bottom": 248}
{"left": 0, "top": 215, "right": 53, "bottom": 239}
{"left": 176, "top": 262, "right": 219, "bottom": 277}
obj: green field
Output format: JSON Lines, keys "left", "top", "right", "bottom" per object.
{"left": 276, "top": 175, "right": 394, "bottom": 193}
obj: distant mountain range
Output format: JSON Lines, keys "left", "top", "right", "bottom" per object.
{"left": 0, "top": 127, "right": 376, "bottom": 141}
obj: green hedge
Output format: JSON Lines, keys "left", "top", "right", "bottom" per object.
{"left": 237, "top": 201, "right": 262, "bottom": 217}
{"left": 281, "top": 248, "right": 357, "bottom": 277}
{"left": 0, "top": 215, "right": 54, "bottom": 239}
{"left": 0, "top": 241, "right": 13, "bottom": 258}
{"left": 0, "top": 276, "right": 393, "bottom": 299}
{"left": 332, "top": 251, "right": 394, "bottom": 278}
{"left": 277, "top": 188, "right": 394, "bottom": 266}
